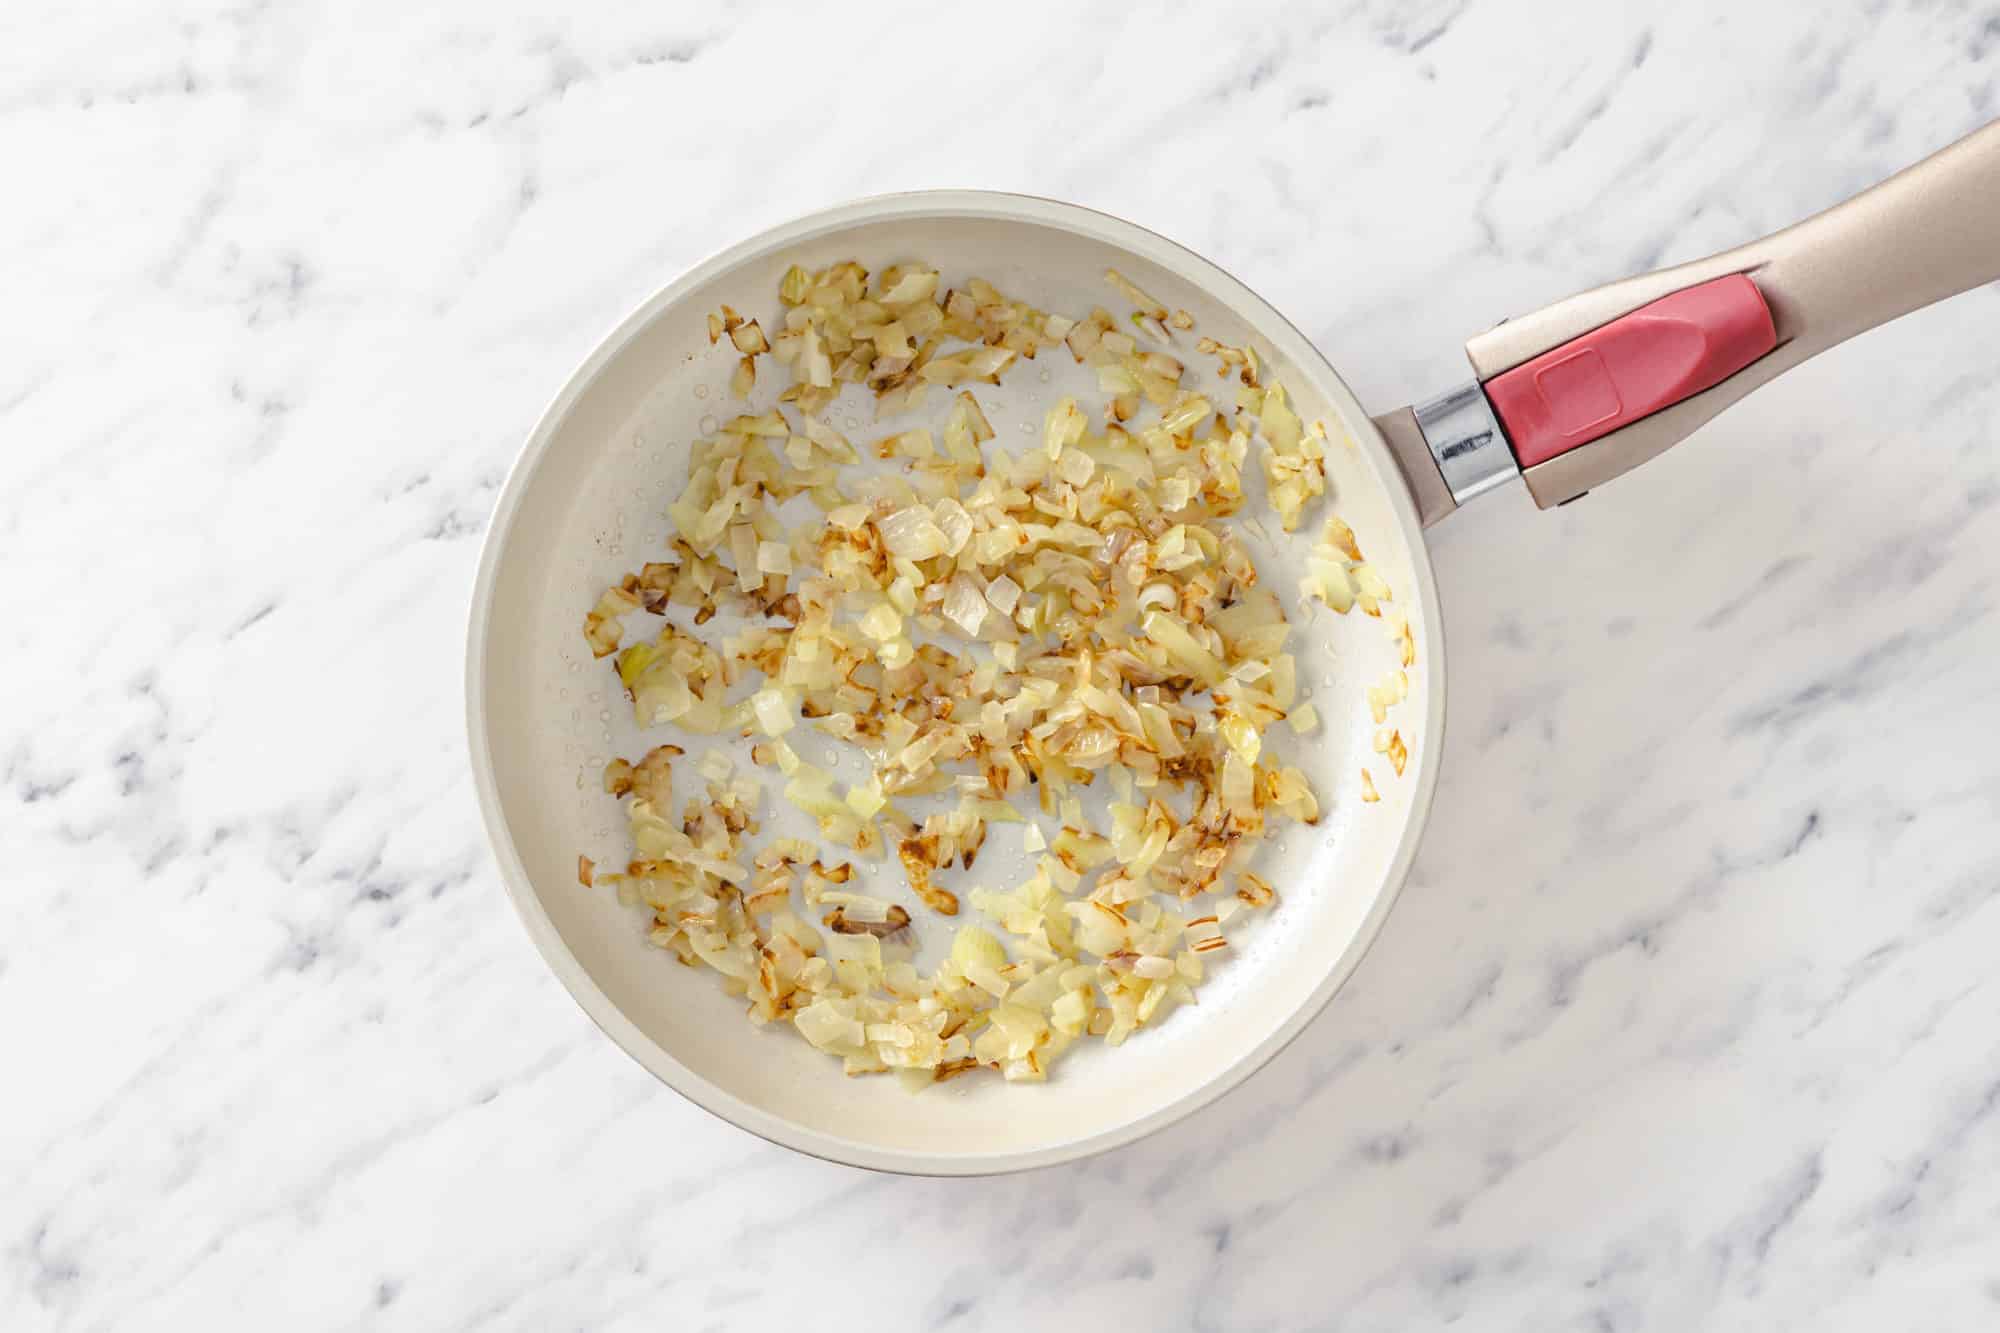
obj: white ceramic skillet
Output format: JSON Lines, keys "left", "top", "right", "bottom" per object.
{"left": 468, "top": 119, "right": 2000, "bottom": 1175}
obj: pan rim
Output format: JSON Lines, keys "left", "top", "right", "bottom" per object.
{"left": 465, "top": 188, "right": 1448, "bottom": 1176}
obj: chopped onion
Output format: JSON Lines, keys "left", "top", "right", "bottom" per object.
{"left": 985, "top": 575, "right": 1022, "bottom": 615}
{"left": 943, "top": 573, "right": 989, "bottom": 637}
{"left": 1042, "top": 397, "right": 1085, "bottom": 460}
{"left": 750, "top": 686, "right": 795, "bottom": 735}
{"left": 1104, "top": 268, "right": 1167, "bottom": 320}
{"left": 579, "top": 253, "right": 1420, "bottom": 1089}
{"left": 877, "top": 506, "right": 948, "bottom": 560}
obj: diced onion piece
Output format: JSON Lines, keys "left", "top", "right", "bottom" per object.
{"left": 933, "top": 498, "right": 974, "bottom": 555}
{"left": 750, "top": 686, "right": 795, "bottom": 736}
{"left": 985, "top": 575, "right": 1022, "bottom": 615}
{"left": 859, "top": 602, "right": 902, "bottom": 640}
{"left": 952, "top": 924, "right": 1009, "bottom": 973}
{"left": 581, "top": 256, "right": 1388, "bottom": 1088}
{"left": 1104, "top": 268, "right": 1167, "bottom": 320}
{"left": 845, "top": 778, "right": 886, "bottom": 818}
{"left": 1042, "top": 397, "right": 1086, "bottom": 460}
{"left": 943, "top": 574, "right": 989, "bottom": 637}
{"left": 877, "top": 506, "right": 949, "bottom": 560}
{"left": 1219, "top": 713, "right": 1260, "bottom": 764}
{"left": 1143, "top": 612, "right": 1224, "bottom": 687}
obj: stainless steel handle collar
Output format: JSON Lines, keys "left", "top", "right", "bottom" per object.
{"left": 1413, "top": 382, "right": 1519, "bottom": 507}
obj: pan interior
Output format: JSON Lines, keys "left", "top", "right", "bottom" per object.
{"left": 470, "top": 195, "right": 1440, "bottom": 1171}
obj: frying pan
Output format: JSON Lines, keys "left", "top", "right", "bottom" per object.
{"left": 467, "top": 119, "right": 2000, "bottom": 1174}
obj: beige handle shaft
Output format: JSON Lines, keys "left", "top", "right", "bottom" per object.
{"left": 1468, "top": 118, "right": 2000, "bottom": 508}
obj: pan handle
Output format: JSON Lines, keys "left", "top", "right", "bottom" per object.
{"left": 1379, "top": 116, "right": 2000, "bottom": 520}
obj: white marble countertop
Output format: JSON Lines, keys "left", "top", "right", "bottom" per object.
{"left": 9, "top": 2, "right": 2000, "bottom": 1328}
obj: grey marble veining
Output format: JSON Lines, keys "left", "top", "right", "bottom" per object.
{"left": 6, "top": 1, "right": 2000, "bottom": 1328}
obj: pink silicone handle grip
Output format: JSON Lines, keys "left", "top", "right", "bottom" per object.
{"left": 1484, "top": 275, "right": 1777, "bottom": 468}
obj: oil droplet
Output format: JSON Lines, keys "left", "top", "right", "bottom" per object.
{"left": 699, "top": 415, "right": 719, "bottom": 434}
{"left": 558, "top": 688, "right": 568, "bottom": 698}
{"left": 824, "top": 749, "right": 839, "bottom": 766}
{"left": 598, "top": 710, "right": 611, "bottom": 722}
{"left": 1018, "top": 422, "right": 1033, "bottom": 436}
{"left": 1324, "top": 834, "right": 1337, "bottom": 850}
{"left": 1276, "top": 842, "right": 1290, "bottom": 856}
{"left": 693, "top": 384, "right": 709, "bottom": 400}
{"left": 843, "top": 416, "right": 859, "bottom": 430}
{"left": 568, "top": 662, "right": 581, "bottom": 674}
{"left": 588, "top": 692, "right": 602, "bottom": 703}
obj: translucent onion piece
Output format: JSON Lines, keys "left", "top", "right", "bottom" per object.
{"left": 576, "top": 254, "right": 1426, "bottom": 1089}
